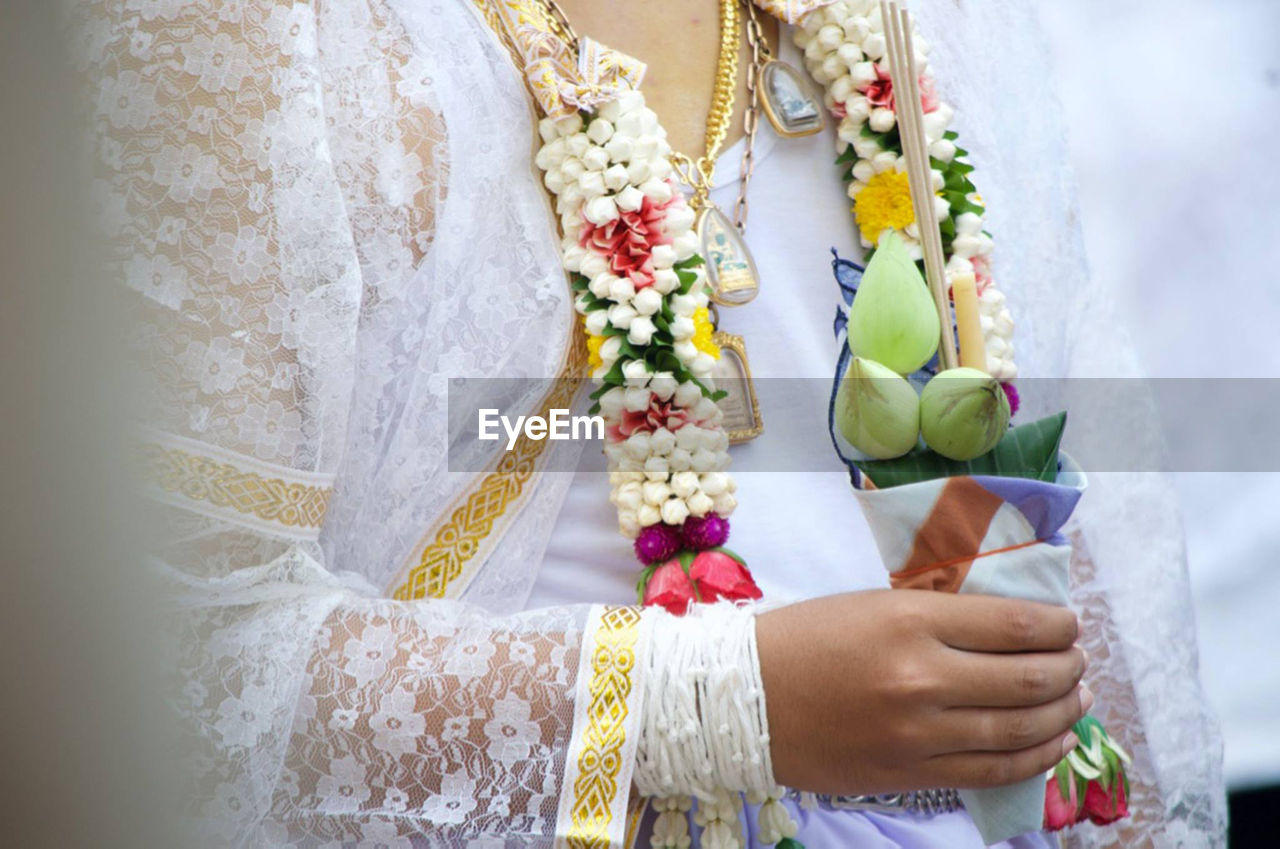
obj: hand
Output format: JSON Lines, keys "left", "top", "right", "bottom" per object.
{"left": 755, "top": 589, "right": 1091, "bottom": 795}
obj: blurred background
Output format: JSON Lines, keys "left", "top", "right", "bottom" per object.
{"left": 1040, "top": 0, "right": 1280, "bottom": 843}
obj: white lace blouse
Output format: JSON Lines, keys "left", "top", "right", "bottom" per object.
{"left": 74, "top": 0, "right": 1225, "bottom": 846}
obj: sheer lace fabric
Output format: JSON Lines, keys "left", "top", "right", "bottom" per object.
{"left": 79, "top": 0, "right": 604, "bottom": 844}
{"left": 74, "top": 0, "right": 1224, "bottom": 846}
{"left": 910, "top": 3, "right": 1226, "bottom": 844}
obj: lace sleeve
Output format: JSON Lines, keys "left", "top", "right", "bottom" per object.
{"left": 904, "top": 2, "right": 1227, "bottom": 844}
{"left": 74, "top": 1, "right": 651, "bottom": 845}
{"left": 164, "top": 548, "right": 598, "bottom": 846}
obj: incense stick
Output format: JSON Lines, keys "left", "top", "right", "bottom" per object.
{"left": 880, "top": 1, "right": 959, "bottom": 370}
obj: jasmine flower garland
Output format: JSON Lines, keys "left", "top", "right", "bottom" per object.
{"left": 535, "top": 93, "right": 742, "bottom": 544}
{"left": 795, "top": 0, "right": 1018, "bottom": 382}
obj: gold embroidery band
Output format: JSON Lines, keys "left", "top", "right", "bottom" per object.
{"left": 557, "top": 605, "right": 648, "bottom": 849}
{"left": 138, "top": 431, "right": 334, "bottom": 541}
{"left": 389, "top": 332, "right": 587, "bottom": 601}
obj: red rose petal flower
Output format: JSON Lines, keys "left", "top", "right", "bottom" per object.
{"left": 689, "top": 549, "right": 762, "bottom": 604}
{"left": 642, "top": 558, "right": 697, "bottom": 615}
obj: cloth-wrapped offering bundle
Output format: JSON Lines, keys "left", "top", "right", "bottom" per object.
{"left": 828, "top": 252, "right": 1130, "bottom": 844}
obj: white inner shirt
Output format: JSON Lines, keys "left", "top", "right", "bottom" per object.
{"left": 528, "top": 38, "right": 889, "bottom": 610}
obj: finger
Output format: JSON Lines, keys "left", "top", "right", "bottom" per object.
{"left": 924, "top": 730, "right": 1079, "bottom": 789}
{"left": 934, "top": 684, "right": 1092, "bottom": 754}
{"left": 943, "top": 646, "right": 1087, "bottom": 708}
{"left": 930, "top": 595, "right": 1079, "bottom": 653}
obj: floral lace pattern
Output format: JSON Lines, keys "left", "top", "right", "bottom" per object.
{"left": 74, "top": 0, "right": 1225, "bottom": 845}
{"left": 76, "top": 0, "right": 624, "bottom": 844}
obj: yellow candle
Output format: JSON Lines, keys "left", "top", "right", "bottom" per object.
{"left": 951, "top": 272, "right": 987, "bottom": 372}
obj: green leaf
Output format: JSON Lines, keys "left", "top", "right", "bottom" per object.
{"left": 676, "top": 269, "right": 698, "bottom": 294}
{"left": 775, "top": 839, "right": 806, "bottom": 849}
{"left": 1054, "top": 759, "right": 1072, "bottom": 800}
{"left": 836, "top": 146, "right": 857, "bottom": 164}
{"left": 674, "top": 254, "right": 705, "bottom": 270}
{"left": 1102, "top": 748, "right": 1120, "bottom": 790}
{"left": 635, "top": 562, "right": 659, "bottom": 603}
{"left": 852, "top": 412, "right": 1067, "bottom": 489}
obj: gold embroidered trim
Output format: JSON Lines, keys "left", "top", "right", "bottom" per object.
{"left": 386, "top": 2, "right": 590, "bottom": 602}
{"left": 140, "top": 441, "right": 333, "bottom": 534}
{"left": 563, "top": 606, "right": 644, "bottom": 849}
{"left": 623, "top": 793, "right": 647, "bottom": 849}
{"left": 389, "top": 333, "right": 586, "bottom": 601}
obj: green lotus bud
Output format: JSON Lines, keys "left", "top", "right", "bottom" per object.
{"left": 919, "top": 367, "right": 1011, "bottom": 460}
{"left": 847, "top": 230, "right": 941, "bottom": 374}
{"left": 835, "top": 357, "right": 921, "bottom": 459}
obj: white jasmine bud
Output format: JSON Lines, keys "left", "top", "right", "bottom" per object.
{"left": 651, "top": 269, "right": 680, "bottom": 294}
{"left": 586, "top": 118, "right": 613, "bottom": 145}
{"left": 622, "top": 359, "right": 652, "bottom": 386}
{"left": 624, "top": 386, "right": 651, "bottom": 412}
{"left": 538, "top": 117, "right": 559, "bottom": 144}
{"left": 663, "top": 204, "right": 696, "bottom": 236}
{"left": 650, "top": 244, "right": 677, "bottom": 269}
{"left": 555, "top": 113, "right": 583, "bottom": 137}
{"left": 817, "top": 24, "right": 843, "bottom": 50}
{"left": 626, "top": 159, "right": 653, "bottom": 185}
{"left": 674, "top": 381, "right": 702, "bottom": 409}
{"left": 582, "top": 145, "right": 610, "bottom": 172}
{"left": 649, "top": 371, "right": 677, "bottom": 400}
{"left": 661, "top": 498, "right": 690, "bottom": 525}
{"left": 615, "top": 482, "right": 642, "bottom": 511}
{"left": 603, "top": 164, "right": 629, "bottom": 191}
{"left": 643, "top": 456, "right": 670, "bottom": 480}
{"left": 616, "top": 111, "right": 644, "bottom": 138}
{"left": 670, "top": 471, "right": 698, "bottom": 499}
{"left": 584, "top": 309, "right": 609, "bottom": 335}
{"left": 583, "top": 195, "right": 619, "bottom": 225}
{"left": 608, "top": 276, "right": 636, "bottom": 302}
{"left": 700, "top": 472, "right": 728, "bottom": 496}
{"left": 691, "top": 448, "right": 718, "bottom": 473}
{"left": 627, "top": 316, "right": 657, "bottom": 345}
{"left": 578, "top": 169, "right": 606, "bottom": 199}
{"left": 672, "top": 231, "right": 699, "bottom": 260}
{"left": 669, "top": 448, "right": 693, "bottom": 471}
{"left": 869, "top": 107, "right": 896, "bottom": 133}
{"left": 604, "top": 134, "right": 635, "bottom": 162}
{"left": 632, "top": 287, "right": 663, "bottom": 316}
{"left": 599, "top": 335, "right": 622, "bottom": 362}
{"left": 687, "top": 491, "right": 714, "bottom": 517}
{"left": 615, "top": 185, "right": 645, "bottom": 212}
{"left": 862, "top": 32, "right": 886, "bottom": 59}
{"left": 579, "top": 252, "right": 608, "bottom": 278}
{"left": 639, "top": 178, "right": 674, "bottom": 204}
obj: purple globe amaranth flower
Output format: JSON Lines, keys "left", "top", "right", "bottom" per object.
{"left": 681, "top": 513, "right": 730, "bottom": 550}
{"left": 634, "top": 523, "right": 683, "bottom": 566}
{"left": 1001, "top": 381, "right": 1020, "bottom": 417}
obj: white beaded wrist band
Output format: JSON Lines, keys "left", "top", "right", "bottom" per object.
{"left": 634, "top": 601, "right": 776, "bottom": 800}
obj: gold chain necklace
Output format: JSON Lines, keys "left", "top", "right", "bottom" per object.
{"left": 537, "top": 0, "right": 826, "bottom": 440}
{"left": 667, "top": 0, "right": 743, "bottom": 212}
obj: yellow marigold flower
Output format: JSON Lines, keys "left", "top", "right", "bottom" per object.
{"left": 853, "top": 169, "right": 916, "bottom": 246}
{"left": 586, "top": 331, "right": 606, "bottom": 372}
{"left": 692, "top": 307, "right": 720, "bottom": 360}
